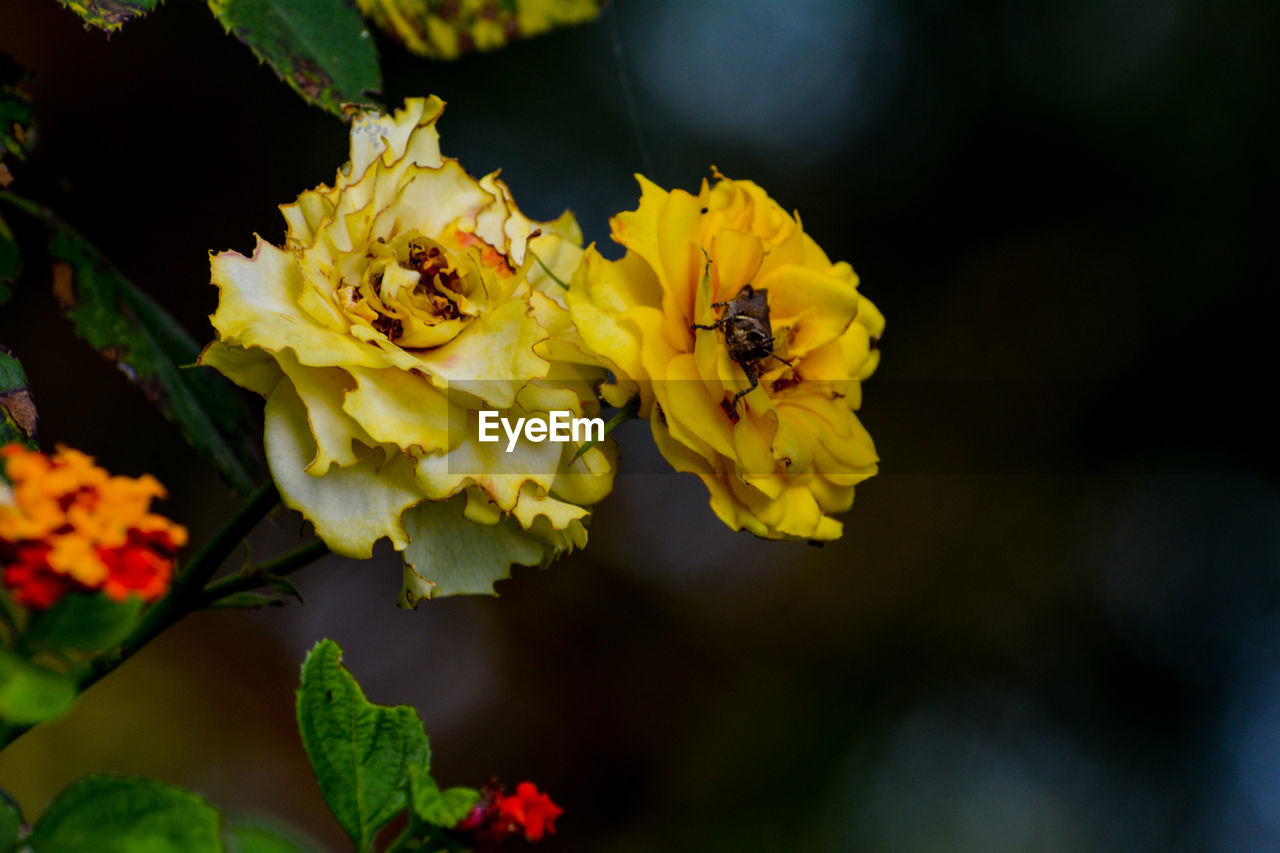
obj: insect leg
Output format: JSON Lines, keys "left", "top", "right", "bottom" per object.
{"left": 731, "top": 366, "right": 760, "bottom": 411}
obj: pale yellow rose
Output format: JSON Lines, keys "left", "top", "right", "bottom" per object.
{"left": 203, "top": 97, "right": 616, "bottom": 602}
{"left": 568, "top": 171, "right": 883, "bottom": 541}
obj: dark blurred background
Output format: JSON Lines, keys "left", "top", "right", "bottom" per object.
{"left": 1, "top": 0, "right": 1278, "bottom": 850}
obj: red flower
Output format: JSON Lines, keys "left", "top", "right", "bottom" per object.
{"left": 1, "top": 543, "right": 76, "bottom": 609}
{"left": 497, "top": 782, "right": 562, "bottom": 842}
{"left": 96, "top": 529, "right": 179, "bottom": 603}
{"left": 456, "top": 779, "right": 562, "bottom": 844}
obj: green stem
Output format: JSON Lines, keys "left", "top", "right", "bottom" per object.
{"left": 134, "top": 484, "right": 277, "bottom": 637}
{"left": 81, "top": 482, "right": 281, "bottom": 687}
{"left": 199, "top": 539, "right": 329, "bottom": 607}
{"left": 0, "top": 190, "right": 42, "bottom": 218}
{"left": 0, "top": 595, "right": 18, "bottom": 649}
{"left": 529, "top": 251, "right": 570, "bottom": 290}
{"left": 383, "top": 822, "right": 413, "bottom": 853}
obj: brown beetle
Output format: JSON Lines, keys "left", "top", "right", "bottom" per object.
{"left": 692, "top": 283, "right": 792, "bottom": 414}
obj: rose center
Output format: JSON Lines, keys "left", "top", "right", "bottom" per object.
{"left": 338, "top": 234, "right": 481, "bottom": 348}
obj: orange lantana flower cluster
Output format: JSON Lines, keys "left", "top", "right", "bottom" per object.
{"left": 0, "top": 444, "right": 188, "bottom": 609}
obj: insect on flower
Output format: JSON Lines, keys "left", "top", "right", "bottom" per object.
{"left": 692, "top": 282, "right": 793, "bottom": 414}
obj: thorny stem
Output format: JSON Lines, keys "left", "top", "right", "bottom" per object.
{"left": 199, "top": 539, "right": 330, "bottom": 607}
{"left": 78, "top": 482, "right": 282, "bottom": 690}
{"left": 0, "top": 482, "right": 332, "bottom": 750}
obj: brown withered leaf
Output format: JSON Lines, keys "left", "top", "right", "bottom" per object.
{"left": 0, "top": 345, "right": 38, "bottom": 447}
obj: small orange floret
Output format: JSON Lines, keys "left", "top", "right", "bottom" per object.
{"left": 0, "top": 444, "right": 186, "bottom": 609}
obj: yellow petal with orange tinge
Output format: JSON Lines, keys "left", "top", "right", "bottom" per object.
{"left": 209, "top": 239, "right": 302, "bottom": 331}
{"left": 474, "top": 173, "right": 515, "bottom": 251}
{"left": 265, "top": 383, "right": 421, "bottom": 558}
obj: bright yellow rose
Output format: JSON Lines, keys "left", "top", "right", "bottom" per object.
{"left": 568, "top": 172, "right": 883, "bottom": 541}
{"left": 202, "top": 97, "right": 615, "bottom": 602}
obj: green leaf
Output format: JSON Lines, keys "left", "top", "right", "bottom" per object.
{"left": 208, "top": 0, "right": 382, "bottom": 117}
{"left": 0, "top": 345, "right": 38, "bottom": 447}
{"left": 296, "top": 638, "right": 429, "bottom": 852}
{"left": 262, "top": 574, "right": 304, "bottom": 604}
{"left": 0, "top": 788, "right": 23, "bottom": 847}
{"left": 51, "top": 0, "right": 161, "bottom": 33}
{"left": 0, "top": 213, "right": 18, "bottom": 303}
{"left": 39, "top": 215, "right": 264, "bottom": 494}
{"left": 27, "top": 775, "right": 221, "bottom": 853}
{"left": 206, "top": 592, "right": 289, "bottom": 610}
{"left": 356, "top": 0, "right": 603, "bottom": 60}
{"left": 1, "top": 53, "right": 35, "bottom": 172}
{"left": 0, "top": 650, "right": 76, "bottom": 726}
{"left": 408, "top": 768, "right": 478, "bottom": 830}
{"left": 224, "top": 817, "right": 313, "bottom": 853}
{"left": 24, "top": 594, "right": 143, "bottom": 654}
{"left": 400, "top": 495, "right": 546, "bottom": 602}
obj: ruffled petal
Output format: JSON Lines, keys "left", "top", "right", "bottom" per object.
{"left": 265, "top": 383, "right": 421, "bottom": 558}
{"left": 400, "top": 495, "right": 546, "bottom": 602}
